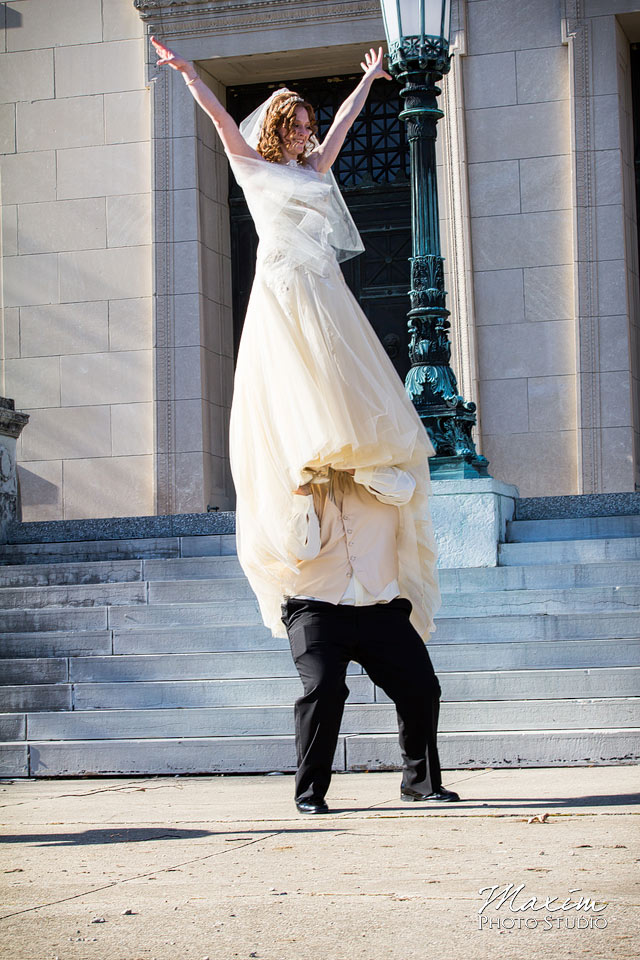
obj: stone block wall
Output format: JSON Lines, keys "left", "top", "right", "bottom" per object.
{"left": 459, "top": 0, "right": 640, "bottom": 495}
{"left": 0, "top": 0, "right": 154, "bottom": 520}
{"left": 614, "top": 18, "right": 640, "bottom": 490}
{"left": 463, "top": 0, "right": 578, "bottom": 496}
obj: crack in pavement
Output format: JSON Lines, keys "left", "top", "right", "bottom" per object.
{"left": 0, "top": 830, "right": 285, "bottom": 922}
{"left": 0, "top": 778, "right": 164, "bottom": 809}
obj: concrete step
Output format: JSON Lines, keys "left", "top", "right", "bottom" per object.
{"left": 3, "top": 555, "right": 636, "bottom": 602}
{"left": 71, "top": 675, "right": 376, "bottom": 710}
{"left": 0, "top": 743, "right": 28, "bottom": 776}
{"left": 440, "top": 559, "right": 640, "bottom": 592}
{"left": 0, "top": 555, "right": 244, "bottom": 588}
{"left": 2, "top": 610, "right": 637, "bottom": 654}
{"left": 0, "top": 659, "right": 67, "bottom": 684}
{"left": 385, "top": 667, "right": 640, "bottom": 703}
{"left": 108, "top": 601, "right": 262, "bottom": 631}
{"left": 6, "top": 727, "right": 637, "bottom": 777}
{"left": 67, "top": 652, "right": 362, "bottom": 683}
{"left": 35, "top": 666, "right": 636, "bottom": 712}
{"left": 74, "top": 588, "right": 640, "bottom": 633}
{"left": 111, "top": 612, "right": 639, "bottom": 653}
{"left": 12, "top": 698, "right": 639, "bottom": 743}
{"left": 0, "top": 685, "right": 72, "bottom": 712}
{"left": 0, "top": 534, "right": 236, "bottom": 565}
{"left": 0, "top": 607, "right": 109, "bottom": 634}
{"left": 0, "top": 600, "right": 262, "bottom": 634}
{"left": 344, "top": 729, "right": 640, "bottom": 772}
{"left": 147, "top": 578, "right": 255, "bottom": 604}
{"left": 55, "top": 580, "right": 636, "bottom": 618}
{"left": 439, "top": 584, "right": 640, "bottom": 617}
{"left": 0, "top": 577, "right": 255, "bottom": 609}
{"left": 3, "top": 637, "right": 636, "bottom": 688}
{"left": 499, "top": 537, "right": 640, "bottom": 566}
{"left": 0, "top": 559, "right": 144, "bottom": 588}
{"left": 0, "top": 714, "right": 25, "bottom": 740}
{"left": 434, "top": 611, "right": 640, "bottom": 643}
{"left": 0, "top": 537, "right": 181, "bottom": 565}
{"left": 88, "top": 639, "right": 640, "bottom": 681}
{"left": 0, "top": 581, "right": 147, "bottom": 610}
{"left": 507, "top": 515, "right": 640, "bottom": 542}
{"left": 0, "top": 630, "right": 114, "bottom": 659}
{"left": 144, "top": 556, "right": 244, "bottom": 581}
{"left": 113, "top": 624, "right": 284, "bottom": 655}
{"left": 2, "top": 572, "right": 636, "bottom": 617}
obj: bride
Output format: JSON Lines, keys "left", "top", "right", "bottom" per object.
{"left": 151, "top": 37, "right": 440, "bottom": 640}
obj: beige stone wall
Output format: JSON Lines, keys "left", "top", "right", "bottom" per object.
{"left": 453, "top": 0, "right": 640, "bottom": 496}
{"left": 0, "top": 0, "right": 154, "bottom": 519}
{"left": 614, "top": 17, "right": 640, "bottom": 490}
{"left": 461, "top": 0, "right": 578, "bottom": 496}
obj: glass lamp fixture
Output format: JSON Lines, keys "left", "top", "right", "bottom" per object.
{"left": 380, "top": 0, "right": 452, "bottom": 73}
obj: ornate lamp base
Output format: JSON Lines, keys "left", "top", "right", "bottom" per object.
{"left": 428, "top": 454, "right": 490, "bottom": 480}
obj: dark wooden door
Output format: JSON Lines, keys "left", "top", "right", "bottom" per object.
{"left": 227, "top": 74, "right": 412, "bottom": 381}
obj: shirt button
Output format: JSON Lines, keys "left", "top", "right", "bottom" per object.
{"left": 347, "top": 529, "right": 353, "bottom": 533}
{"left": 350, "top": 555, "right": 356, "bottom": 561}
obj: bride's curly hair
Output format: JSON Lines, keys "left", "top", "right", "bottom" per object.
{"left": 257, "top": 90, "right": 318, "bottom": 165}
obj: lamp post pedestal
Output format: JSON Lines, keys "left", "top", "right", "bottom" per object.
{"left": 431, "top": 476, "right": 519, "bottom": 568}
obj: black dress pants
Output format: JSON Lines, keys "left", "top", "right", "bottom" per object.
{"left": 281, "top": 596, "right": 443, "bottom": 802}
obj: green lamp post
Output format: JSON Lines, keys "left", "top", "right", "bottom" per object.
{"left": 379, "top": 0, "right": 489, "bottom": 478}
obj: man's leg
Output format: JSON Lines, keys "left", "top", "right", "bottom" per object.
{"left": 354, "top": 599, "right": 445, "bottom": 797}
{"left": 281, "top": 599, "right": 352, "bottom": 804}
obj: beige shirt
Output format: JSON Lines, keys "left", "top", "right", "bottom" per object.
{"left": 284, "top": 466, "right": 416, "bottom": 605}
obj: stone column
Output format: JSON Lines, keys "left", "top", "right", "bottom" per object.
{"left": 0, "top": 399, "right": 30, "bottom": 543}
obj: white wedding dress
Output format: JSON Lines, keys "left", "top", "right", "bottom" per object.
{"left": 228, "top": 154, "right": 440, "bottom": 640}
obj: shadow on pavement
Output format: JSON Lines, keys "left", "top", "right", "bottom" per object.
{"left": 376, "top": 792, "right": 640, "bottom": 810}
{"left": 0, "top": 825, "right": 348, "bottom": 846}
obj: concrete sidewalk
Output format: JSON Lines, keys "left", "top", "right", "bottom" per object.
{"left": 0, "top": 766, "right": 638, "bottom": 960}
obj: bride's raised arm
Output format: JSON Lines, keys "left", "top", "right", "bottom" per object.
{"left": 307, "top": 47, "right": 391, "bottom": 176}
{"left": 151, "top": 36, "right": 261, "bottom": 161}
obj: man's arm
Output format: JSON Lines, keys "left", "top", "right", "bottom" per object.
{"left": 286, "top": 487, "right": 322, "bottom": 561}
{"left": 352, "top": 466, "right": 416, "bottom": 505}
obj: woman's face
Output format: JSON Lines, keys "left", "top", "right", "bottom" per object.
{"left": 277, "top": 105, "right": 313, "bottom": 158}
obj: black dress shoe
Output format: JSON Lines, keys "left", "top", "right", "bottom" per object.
{"left": 401, "top": 786, "right": 460, "bottom": 803}
{"left": 295, "top": 798, "right": 329, "bottom": 814}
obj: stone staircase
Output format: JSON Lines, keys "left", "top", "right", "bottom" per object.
{"left": 1, "top": 499, "right": 639, "bottom": 777}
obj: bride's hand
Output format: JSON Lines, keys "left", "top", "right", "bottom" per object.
{"left": 151, "top": 35, "right": 192, "bottom": 75}
{"left": 360, "top": 47, "right": 392, "bottom": 82}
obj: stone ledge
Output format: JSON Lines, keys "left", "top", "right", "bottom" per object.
{"left": 5, "top": 511, "right": 236, "bottom": 544}
{"left": 516, "top": 493, "right": 640, "bottom": 521}
{"left": 7, "top": 492, "right": 638, "bottom": 548}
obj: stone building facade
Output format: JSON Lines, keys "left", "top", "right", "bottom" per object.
{"left": 0, "top": 0, "right": 638, "bottom": 521}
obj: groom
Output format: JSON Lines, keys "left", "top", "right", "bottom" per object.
{"left": 281, "top": 466, "right": 459, "bottom": 814}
